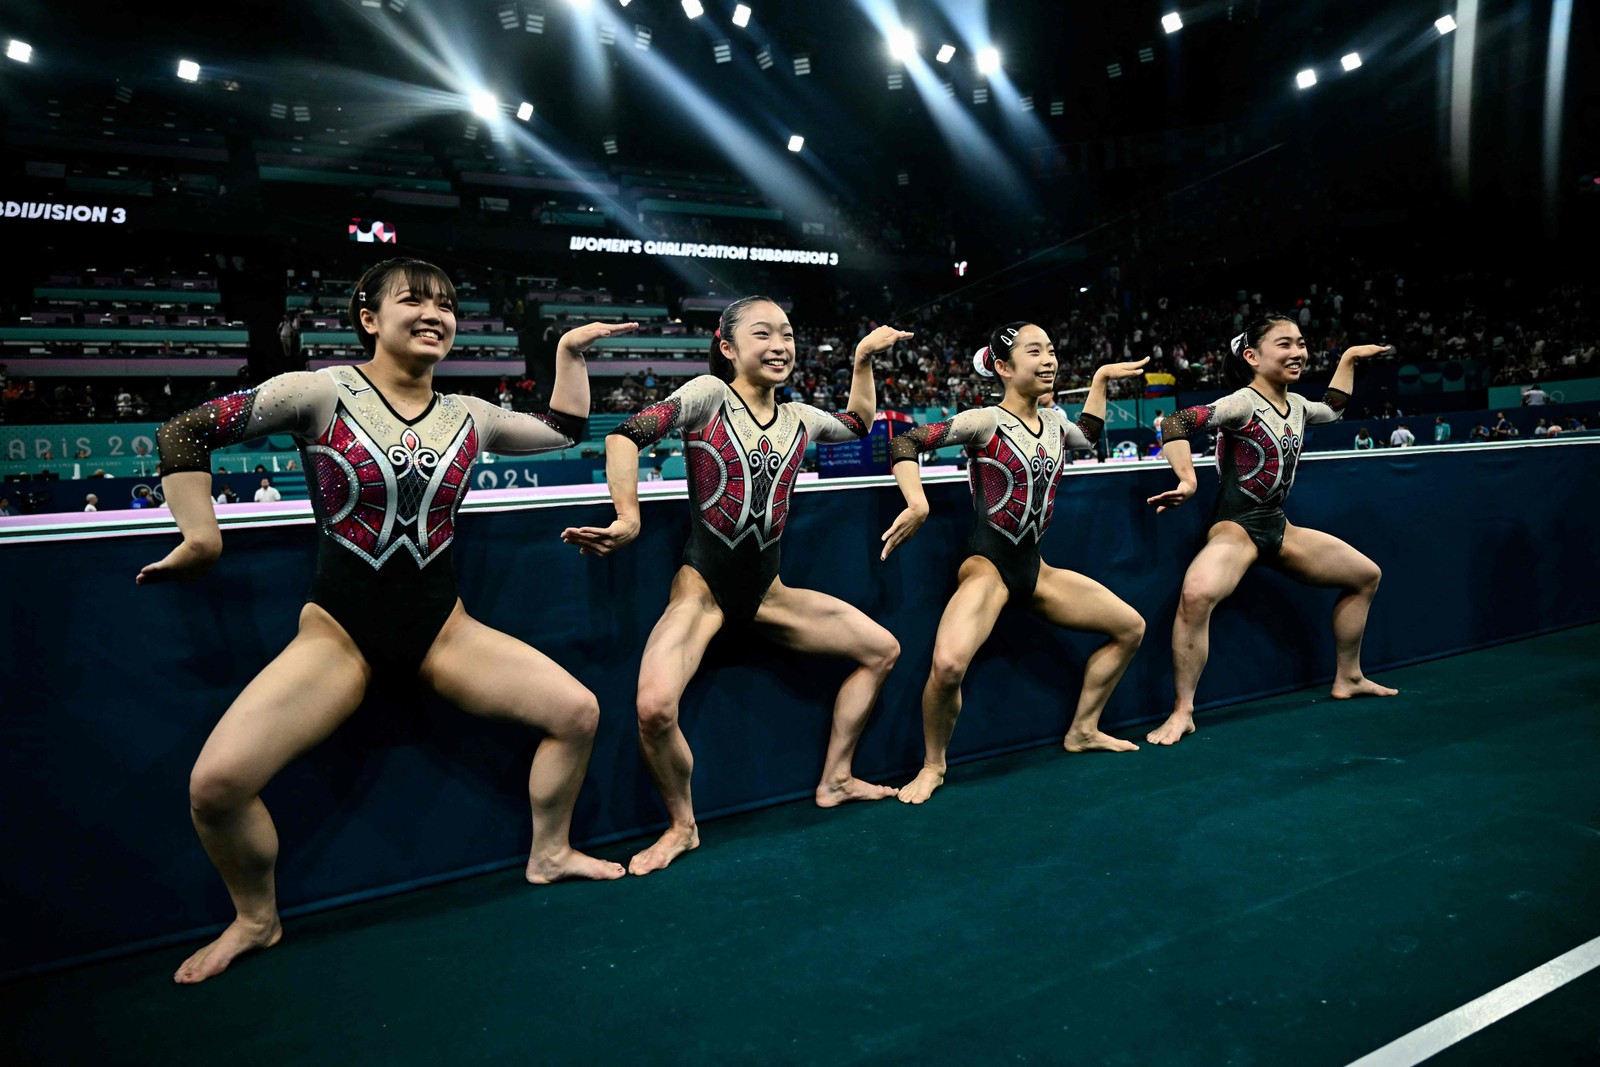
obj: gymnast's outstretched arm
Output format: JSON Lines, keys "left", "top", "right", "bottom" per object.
{"left": 138, "top": 373, "right": 330, "bottom": 584}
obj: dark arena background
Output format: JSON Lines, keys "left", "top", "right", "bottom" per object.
{"left": 2, "top": 1, "right": 1598, "bottom": 1063}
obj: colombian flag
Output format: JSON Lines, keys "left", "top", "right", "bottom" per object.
{"left": 1145, "top": 372, "right": 1175, "bottom": 398}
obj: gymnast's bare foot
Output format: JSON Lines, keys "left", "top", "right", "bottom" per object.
{"left": 815, "top": 777, "right": 898, "bottom": 808}
{"left": 1064, "top": 729, "right": 1139, "bottom": 753}
{"left": 897, "top": 767, "right": 946, "bottom": 805}
{"left": 1331, "top": 676, "right": 1399, "bottom": 700}
{"left": 526, "top": 847, "right": 626, "bottom": 885}
{"left": 1146, "top": 710, "right": 1196, "bottom": 746}
{"left": 628, "top": 824, "right": 699, "bottom": 876}
{"left": 173, "top": 915, "right": 282, "bottom": 985}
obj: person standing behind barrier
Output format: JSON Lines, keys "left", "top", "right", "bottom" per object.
{"left": 1434, "top": 417, "right": 1452, "bottom": 444}
{"left": 561, "top": 297, "right": 911, "bottom": 875}
{"left": 1143, "top": 315, "right": 1397, "bottom": 746}
{"left": 879, "top": 324, "right": 1150, "bottom": 805}
{"left": 253, "top": 478, "right": 280, "bottom": 503}
{"left": 1353, "top": 428, "right": 1375, "bottom": 450}
{"left": 1390, "top": 424, "right": 1415, "bottom": 448}
{"left": 138, "top": 258, "right": 636, "bottom": 985}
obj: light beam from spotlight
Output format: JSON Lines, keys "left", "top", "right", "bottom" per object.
{"left": 471, "top": 90, "right": 498, "bottom": 118}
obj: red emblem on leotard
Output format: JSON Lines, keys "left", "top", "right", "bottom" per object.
{"left": 970, "top": 422, "right": 1063, "bottom": 545}
{"left": 1226, "top": 415, "right": 1299, "bottom": 504}
{"left": 685, "top": 405, "right": 807, "bottom": 549}
{"left": 307, "top": 406, "right": 478, "bottom": 569}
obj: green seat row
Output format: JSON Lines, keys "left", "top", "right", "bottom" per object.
{"left": 35, "top": 287, "right": 223, "bottom": 305}
{"left": 0, "top": 327, "right": 246, "bottom": 344}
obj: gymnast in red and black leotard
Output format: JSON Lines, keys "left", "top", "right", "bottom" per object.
{"left": 881, "top": 322, "right": 1151, "bottom": 805}
{"left": 140, "top": 259, "right": 634, "bottom": 984}
{"left": 1143, "top": 313, "right": 1399, "bottom": 748}
{"left": 562, "top": 296, "right": 913, "bottom": 875}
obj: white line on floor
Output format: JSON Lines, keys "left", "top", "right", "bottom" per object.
{"left": 1345, "top": 933, "right": 1600, "bottom": 1067}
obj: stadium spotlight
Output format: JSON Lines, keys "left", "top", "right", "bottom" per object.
{"left": 1162, "top": 12, "right": 1183, "bottom": 34}
{"left": 1341, "top": 52, "right": 1362, "bottom": 71}
{"left": 1295, "top": 68, "right": 1317, "bottom": 89}
{"left": 619, "top": 0, "right": 632, "bottom": 6}
{"left": 6, "top": 39, "right": 31, "bottom": 64}
{"left": 516, "top": 101, "right": 534, "bottom": 120}
{"left": 732, "top": 4, "right": 751, "bottom": 28}
{"left": 936, "top": 44, "right": 955, "bottom": 63}
{"left": 976, "top": 47, "right": 1000, "bottom": 74}
{"left": 682, "top": 0, "right": 704, "bottom": 19}
{"left": 471, "top": 91, "right": 499, "bottom": 118}
{"left": 889, "top": 28, "right": 916, "bottom": 62}
{"left": 1435, "top": 14, "right": 1457, "bottom": 34}
{"left": 1079, "top": 286, "right": 1089, "bottom": 293}
{"left": 177, "top": 59, "right": 201, "bottom": 82}
{"left": 787, "top": 134, "right": 805, "bottom": 152}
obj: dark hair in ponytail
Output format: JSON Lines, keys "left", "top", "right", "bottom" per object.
{"left": 971, "top": 321, "right": 1034, "bottom": 379}
{"left": 708, "top": 294, "right": 779, "bottom": 382}
{"left": 1224, "top": 313, "right": 1297, "bottom": 388}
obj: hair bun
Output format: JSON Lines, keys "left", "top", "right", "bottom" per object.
{"left": 972, "top": 347, "right": 995, "bottom": 378}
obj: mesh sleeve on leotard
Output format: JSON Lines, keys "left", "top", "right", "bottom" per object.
{"left": 462, "top": 396, "right": 588, "bottom": 454}
{"left": 157, "top": 371, "right": 329, "bottom": 476}
{"left": 610, "top": 374, "right": 726, "bottom": 448}
{"left": 1070, "top": 412, "right": 1104, "bottom": 448}
{"left": 888, "top": 407, "right": 1000, "bottom": 464}
{"left": 1303, "top": 388, "right": 1351, "bottom": 425}
{"left": 793, "top": 404, "right": 870, "bottom": 444}
{"left": 1159, "top": 391, "right": 1253, "bottom": 443}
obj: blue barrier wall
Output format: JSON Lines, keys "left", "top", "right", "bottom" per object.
{"left": 2, "top": 440, "right": 1597, "bottom": 977}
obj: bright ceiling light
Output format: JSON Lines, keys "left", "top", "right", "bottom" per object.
{"left": 732, "top": 4, "right": 751, "bottom": 28}
{"left": 470, "top": 91, "right": 498, "bottom": 118}
{"left": 1436, "top": 14, "right": 1457, "bottom": 34}
{"left": 1295, "top": 68, "right": 1317, "bottom": 89}
{"left": 787, "top": 134, "right": 804, "bottom": 152}
{"left": 1162, "top": 12, "right": 1183, "bottom": 34}
{"left": 1341, "top": 52, "right": 1362, "bottom": 71}
{"left": 682, "top": 0, "right": 704, "bottom": 18}
{"left": 889, "top": 28, "right": 916, "bottom": 61}
{"left": 516, "top": 101, "right": 534, "bottom": 120}
{"left": 177, "top": 59, "right": 201, "bottom": 82}
{"left": 976, "top": 47, "right": 1000, "bottom": 74}
{"left": 6, "top": 39, "right": 31, "bottom": 63}
{"left": 935, "top": 44, "right": 955, "bottom": 64}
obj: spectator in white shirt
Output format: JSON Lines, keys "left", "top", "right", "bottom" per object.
{"left": 253, "top": 478, "right": 282, "bottom": 503}
{"left": 1390, "top": 424, "right": 1416, "bottom": 448}
{"left": 1523, "top": 383, "right": 1549, "bottom": 405}
{"left": 84, "top": 494, "right": 98, "bottom": 512}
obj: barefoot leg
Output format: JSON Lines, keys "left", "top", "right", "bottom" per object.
{"left": 899, "top": 558, "right": 1010, "bottom": 803}
{"left": 1153, "top": 524, "right": 1256, "bottom": 746}
{"left": 629, "top": 567, "right": 724, "bottom": 875}
{"left": 420, "top": 604, "right": 625, "bottom": 884}
{"left": 753, "top": 580, "right": 903, "bottom": 807}
{"left": 178, "top": 604, "right": 371, "bottom": 984}
{"left": 1275, "top": 524, "right": 1398, "bottom": 699}
{"left": 1028, "top": 565, "right": 1145, "bottom": 752}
